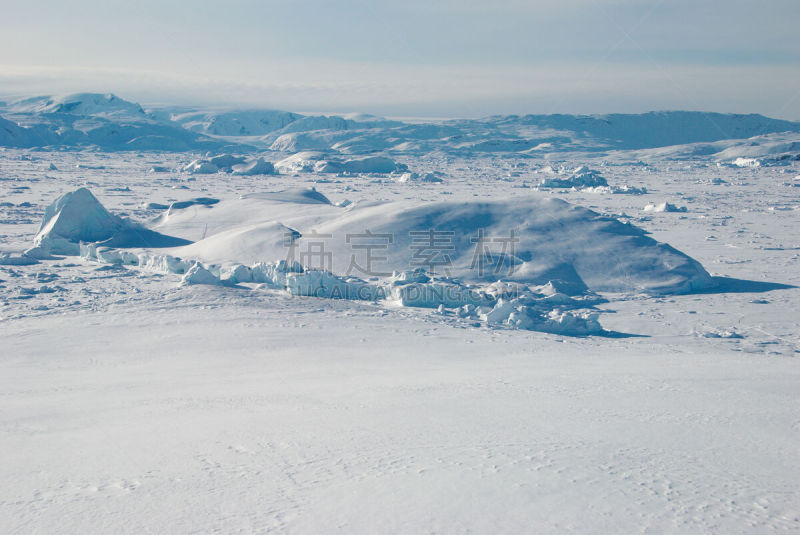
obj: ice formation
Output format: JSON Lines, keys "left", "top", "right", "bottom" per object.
{"left": 183, "top": 159, "right": 219, "bottom": 174}
{"left": 12, "top": 186, "right": 718, "bottom": 334}
{"left": 26, "top": 188, "right": 190, "bottom": 259}
{"left": 15, "top": 172, "right": 720, "bottom": 335}
{"left": 231, "top": 157, "right": 275, "bottom": 175}
{"left": 28, "top": 188, "right": 123, "bottom": 256}
{"left": 644, "top": 202, "right": 688, "bottom": 213}
{"left": 538, "top": 166, "right": 608, "bottom": 188}
{"left": 273, "top": 152, "right": 407, "bottom": 175}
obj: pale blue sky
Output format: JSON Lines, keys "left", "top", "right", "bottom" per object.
{"left": 1, "top": 0, "right": 799, "bottom": 118}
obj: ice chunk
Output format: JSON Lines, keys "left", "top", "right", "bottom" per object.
{"left": 396, "top": 172, "right": 442, "bottom": 183}
{"left": 341, "top": 156, "right": 406, "bottom": 174}
{"left": 731, "top": 157, "right": 761, "bottom": 168}
{"left": 183, "top": 160, "right": 219, "bottom": 174}
{"left": 209, "top": 154, "right": 247, "bottom": 170}
{"left": 221, "top": 264, "right": 253, "bottom": 284}
{"left": 181, "top": 263, "right": 221, "bottom": 286}
{"left": 644, "top": 202, "right": 687, "bottom": 213}
{"left": 391, "top": 282, "right": 494, "bottom": 309}
{"left": 32, "top": 188, "right": 122, "bottom": 255}
{"left": 286, "top": 270, "right": 383, "bottom": 300}
{"left": 231, "top": 158, "right": 275, "bottom": 175}
{"left": 539, "top": 166, "right": 608, "bottom": 188}
{"left": 273, "top": 151, "right": 328, "bottom": 173}
{"left": 583, "top": 184, "right": 647, "bottom": 195}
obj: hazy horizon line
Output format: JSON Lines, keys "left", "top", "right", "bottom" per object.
{"left": 2, "top": 89, "right": 799, "bottom": 124}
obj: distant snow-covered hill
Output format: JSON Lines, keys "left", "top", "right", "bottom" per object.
{"left": 258, "top": 110, "right": 800, "bottom": 156}
{"left": 0, "top": 116, "right": 51, "bottom": 147}
{"left": 488, "top": 111, "right": 800, "bottom": 150}
{"left": 2, "top": 93, "right": 800, "bottom": 158}
{"left": 0, "top": 93, "right": 232, "bottom": 151}
{"left": 168, "top": 109, "right": 303, "bottom": 137}
{"left": 7, "top": 93, "right": 147, "bottom": 118}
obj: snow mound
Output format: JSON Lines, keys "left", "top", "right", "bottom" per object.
{"left": 644, "top": 202, "right": 687, "bottom": 213}
{"left": 175, "top": 221, "right": 299, "bottom": 265}
{"left": 232, "top": 157, "right": 275, "bottom": 175}
{"left": 183, "top": 160, "right": 219, "bottom": 174}
{"left": 341, "top": 156, "right": 407, "bottom": 174}
{"left": 209, "top": 154, "right": 247, "bottom": 170}
{"left": 151, "top": 192, "right": 713, "bottom": 295}
{"left": 145, "top": 197, "right": 219, "bottom": 211}
{"left": 241, "top": 187, "right": 332, "bottom": 205}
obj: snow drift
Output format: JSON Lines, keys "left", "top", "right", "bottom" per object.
{"left": 22, "top": 187, "right": 717, "bottom": 336}
{"left": 29, "top": 187, "right": 713, "bottom": 296}
{"left": 232, "top": 157, "right": 275, "bottom": 175}
{"left": 149, "top": 188, "right": 713, "bottom": 295}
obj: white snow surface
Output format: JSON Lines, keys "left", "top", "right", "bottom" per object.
{"left": 1, "top": 104, "right": 800, "bottom": 533}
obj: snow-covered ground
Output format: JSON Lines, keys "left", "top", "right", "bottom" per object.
{"left": 1, "top": 97, "right": 800, "bottom": 533}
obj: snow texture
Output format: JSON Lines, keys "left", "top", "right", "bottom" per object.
{"left": 2, "top": 99, "right": 800, "bottom": 534}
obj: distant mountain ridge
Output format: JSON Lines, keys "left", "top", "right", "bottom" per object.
{"left": 0, "top": 93, "right": 230, "bottom": 151}
{"left": 1, "top": 92, "right": 799, "bottom": 155}
{"left": 487, "top": 111, "right": 800, "bottom": 150}
{"left": 8, "top": 93, "right": 147, "bottom": 118}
